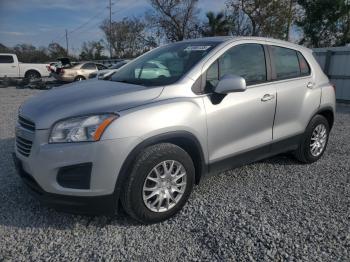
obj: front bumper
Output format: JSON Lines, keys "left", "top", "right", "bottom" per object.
{"left": 13, "top": 153, "right": 116, "bottom": 214}
{"left": 14, "top": 126, "right": 141, "bottom": 213}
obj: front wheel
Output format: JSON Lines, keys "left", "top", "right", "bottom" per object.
{"left": 294, "top": 115, "right": 330, "bottom": 163}
{"left": 121, "top": 143, "right": 195, "bottom": 224}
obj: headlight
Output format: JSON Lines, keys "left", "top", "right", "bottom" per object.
{"left": 49, "top": 114, "right": 118, "bottom": 143}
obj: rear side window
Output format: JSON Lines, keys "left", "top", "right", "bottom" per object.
{"left": 270, "top": 46, "right": 300, "bottom": 79}
{"left": 82, "top": 63, "right": 97, "bottom": 70}
{"left": 0, "top": 55, "right": 14, "bottom": 63}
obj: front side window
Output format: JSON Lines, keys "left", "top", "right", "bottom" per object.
{"left": 111, "top": 42, "right": 219, "bottom": 87}
{"left": 0, "top": 55, "right": 14, "bottom": 63}
{"left": 205, "top": 44, "right": 267, "bottom": 90}
{"left": 271, "top": 46, "right": 300, "bottom": 80}
{"left": 97, "top": 64, "right": 107, "bottom": 70}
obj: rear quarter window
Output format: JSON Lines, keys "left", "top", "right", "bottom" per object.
{"left": 297, "top": 52, "right": 311, "bottom": 76}
{"left": 0, "top": 55, "right": 14, "bottom": 63}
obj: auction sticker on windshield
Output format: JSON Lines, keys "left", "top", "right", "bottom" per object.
{"left": 184, "top": 46, "right": 212, "bottom": 51}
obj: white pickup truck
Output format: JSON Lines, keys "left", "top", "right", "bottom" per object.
{"left": 0, "top": 53, "right": 50, "bottom": 80}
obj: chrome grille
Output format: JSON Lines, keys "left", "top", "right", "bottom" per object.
{"left": 18, "top": 115, "right": 35, "bottom": 132}
{"left": 16, "top": 136, "right": 33, "bottom": 157}
{"left": 16, "top": 115, "right": 35, "bottom": 157}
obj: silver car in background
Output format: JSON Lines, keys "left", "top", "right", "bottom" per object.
{"left": 88, "top": 60, "right": 130, "bottom": 79}
{"left": 52, "top": 62, "right": 107, "bottom": 82}
{"left": 14, "top": 37, "right": 335, "bottom": 223}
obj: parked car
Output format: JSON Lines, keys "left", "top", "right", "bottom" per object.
{"left": 134, "top": 60, "right": 170, "bottom": 80}
{"left": 88, "top": 60, "right": 130, "bottom": 79}
{"left": 0, "top": 53, "right": 50, "bottom": 80}
{"left": 51, "top": 62, "right": 107, "bottom": 82}
{"left": 47, "top": 57, "right": 78, "bottom": 75}
{"left": 14, "top": 37, "right": 335, "bottom": 224}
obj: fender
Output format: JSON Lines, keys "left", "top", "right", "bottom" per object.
{"left": 113, "top": 131, "right": 207, "bottom": 204}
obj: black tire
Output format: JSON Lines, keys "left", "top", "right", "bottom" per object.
{"left": 25, "top": 70, "right": 41, "bottom": 81}
{"left": 74, "top": 75, "right": 86, "bottom": 81}
{"left": 294, "top": 115, "right": 330, "bottom": 163}
{"left": 121, "top": 143, "right": 195, "bottom": 224}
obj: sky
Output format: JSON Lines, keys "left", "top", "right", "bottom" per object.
{"left": 0, "top": 0, "right": 227, "bottom": 54}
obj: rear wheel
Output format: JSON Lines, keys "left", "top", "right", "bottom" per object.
{"left": 294, "top": 115, "right": 329, "bottom": 163}
{"left": 25, "top": 70, "right": 41, "bottom": 81}
{"left": 74, "top": 75, "right": 85, "bottom": 81}
{"left": 121, "top": 143, "right": 195, "bottom": 224}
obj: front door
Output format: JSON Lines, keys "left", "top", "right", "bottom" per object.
{"left": 0, "top": 55, "right": 18, "bottom": 78}
{"left": 203, "top": 44, "right": 276, "bottom": 166}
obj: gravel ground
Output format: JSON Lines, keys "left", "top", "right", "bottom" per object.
{"left": 0, "top": 87, "right": 349, "bottom": 261}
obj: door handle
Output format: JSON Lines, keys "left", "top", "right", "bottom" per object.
{"left": 261, "top": 94, "right": 275, "bottom": 102}
{"left": 307, "top": 82, "right": 315, "bottom": 89}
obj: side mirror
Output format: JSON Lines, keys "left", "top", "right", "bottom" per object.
{"left": 214, "top": 74, "right": 246, "bottom": 94}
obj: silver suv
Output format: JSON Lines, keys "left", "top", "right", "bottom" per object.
{"left": 14, "top": 37, "right": 335, "bottom": 223}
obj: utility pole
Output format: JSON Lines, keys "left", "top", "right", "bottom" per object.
{"left": 109, "top": 0, "right": 112, "bottom": 58}
{"left": 65, "top": 29, "right": 69, "bottom": 56}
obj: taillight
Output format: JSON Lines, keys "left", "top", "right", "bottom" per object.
{"left": 60, "top": 69, "right": 65, "bottom": 74}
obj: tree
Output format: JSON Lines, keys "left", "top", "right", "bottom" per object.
{"left": 202, "top": 11, "right": 230, "bottom": 36}
{"left": 147, "top": 0, "right": 200, "bottom": 42}
{"left": 12, "top": 44, "right": 51, "bottom": 63}
{"left": 100, "top": 17, "right": 156, "bottom": 58}
{"left": 47, "top": 42, "right": 67, "bottom": 58}
{"left": 0, "top": 43, "right": 11, "bottom": 53}
{"left": 297, "top": 0, "right": 350, "bottom": 47}
{"left": 226, "top": 0, "right": 295, "bottom": 39}
{"left": 79, "top": 41, "right": 106, "bottom": 60}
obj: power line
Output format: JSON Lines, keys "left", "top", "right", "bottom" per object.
{"left": 65, "top": 29, "right": 69, "bottom": 55}
{"left": 69, "top": 8, "right": 107, "bottom": 34}
{"left": 50, "top": 0, "right": 141, "bottom": 52}
{"left": 109, "top": 0, "right": 112, "bottom": 58}
{"left": 51, "top": 7, "right": 107, "bottom": 45}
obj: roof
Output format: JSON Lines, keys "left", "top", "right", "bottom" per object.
{"left": 183, "top": 36, "right": 312, "bottom": 53}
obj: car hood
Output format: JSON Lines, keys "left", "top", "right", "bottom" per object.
{"left": 20, "top": 80, "right": 163, "bottom": 129}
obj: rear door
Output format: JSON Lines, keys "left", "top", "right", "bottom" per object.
{"left": 268, "top": 46, "right": 321, "bottom": 141}
{"left": 0, "top": 55, "right": 18, "bottom": 77}
{"left": 81, "top": 63, "right": 97, "bottom": 77}
{"left": 203, "top": 44, "right": 277, "bottom": 165}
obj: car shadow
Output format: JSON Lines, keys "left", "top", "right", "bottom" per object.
{"left": 0, "top": 137, "right": 309, "bottom": 230}
{"left": 0, "top": 137, "right": 141, "bottom": 230}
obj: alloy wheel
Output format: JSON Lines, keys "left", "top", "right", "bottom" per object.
{"left": 310, "top": 123, "right": 327, "bottom": 157}
{"left": 142, "top": 160, "right": 187, "bottom": 213}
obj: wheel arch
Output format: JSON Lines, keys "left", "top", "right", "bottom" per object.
{"left": 75, "top": 75, "right": 86, "bottom": 81}
{"left": 114, "top": 131, "right": 207, "bottom": 203}
{"left": 316, "top": 106, "right": 335, "bottom": 130}
{"left": 24, "top": 69, "right": 41, "bottom": 78}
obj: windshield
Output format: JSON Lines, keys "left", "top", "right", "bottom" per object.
{"left": 111, "top": 42, "right": 219, "bottom": 87}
